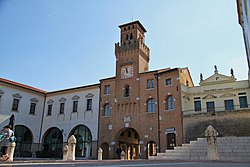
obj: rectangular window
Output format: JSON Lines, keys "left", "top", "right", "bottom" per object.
{"left": 87, "top": 99, "right": 92, "bottom": 110}
{"left": 239, "top": 96, "right": 248, "bottom": 108}
{"left": 12, "top": 99, "right": 19, "bottom": 111}
{"left": 165, "top": 78, "right": 172, "bottom": 86}
{"left": 224, "top": 99, "right": 234, "bottom": 111}
{"left": 60, "top": 103, "right": 65, "bottom": 114}
{"left": 47, "top": 104, "right": 52, "bottom": 115}
{"left": 194, "top": 101, "right": 201, "bottom": 111}
{"left": 73, "top": 101, "right": 78, "bottom": 112}
{"left": 147, "top": 79, "right": 154, "bottom": 89}
{"left": 206, "top": 101, "right": 215, "bottom": 112}
{"left": 29, "top": 102, "right": 36, "bottom": 114}
{"left": 104, "top": 85, "right": 110, "bottom": 95}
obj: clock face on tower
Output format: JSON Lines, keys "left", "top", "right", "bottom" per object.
{"left": 121, "top": 65, "right": 134, "bottom": 79}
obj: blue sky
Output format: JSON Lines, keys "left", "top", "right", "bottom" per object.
{"left": 0, "top": 0, "right": 247, "bottom": 91}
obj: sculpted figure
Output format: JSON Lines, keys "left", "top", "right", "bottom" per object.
{"left": 205, "top": 125, "right": 219, "bottom": 160}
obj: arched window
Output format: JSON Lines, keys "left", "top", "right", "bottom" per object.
{"left": 124, "top": 85, "right": 130, "bottom": 97}
{"left": 130, "top": 33, "right": 133, "bottom": 40}
{"left": 147, "top": 99, "right": 156, "bottom": 113}
{"left": 70, "top": 125, "right": 92, "bottom": 158}
{"left": 166, "top": 95, "right": 174, "bottom": 110}
{"left": 104, "top": 103, "right": 111, "bottom": 116}
{"left": 126, "top": 34, "right": 129, "bottom": 41}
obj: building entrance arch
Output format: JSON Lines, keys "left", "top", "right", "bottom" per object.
{"left": 42, "top": 127, "right": 63, "bottom": 158}
{"left": 100, "top": 142, "right": 109, "bottom": 159}
{"left": 147, "top": 141, "right": 157, "bottom": 158}
{"left": 69, "top": 124, "right": 92, "bottom": 158}
{"left": 14, "top": 125, "right": 33, "bottom": 157}
{"left": 116, "top": 128, "right": 140, "bottom": 160}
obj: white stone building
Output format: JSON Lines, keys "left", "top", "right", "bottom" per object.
{"left": 0, "top": 78, "right": 100, "bottom": 159}
{"left": 181, "top": 67, "right": 249, "bottom": 115}
{"left": 181, "top": 67, "right": 250, "bottom": 144}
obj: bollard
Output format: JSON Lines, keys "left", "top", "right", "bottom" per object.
{"left": 7, "top": 142, "right": 16, "bottom": 161}
{"left": 67, "top": 135, "right": 76, "bottom": 161}
{"left": 120, "top": 151, "right": 125, "bottom": 160}
{"left": 63, "top": 145, "right": 69, "bottom": 161}
{"left": 98, "top": 147, "right": 103, "bottom": 160}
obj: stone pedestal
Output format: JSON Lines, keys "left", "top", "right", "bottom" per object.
{"left": 67, "top": 135, "right": 76, "bottom": 161}
{"left": 121, "top": 151, "right": 126, "bottom": 160}
{"left": 7, "top": 142, "right": 16, "bottom": 161}
{"left": 63, "top": 145, "right": 69, "bottom": 161}
{"left": 98, "top": 147, "right": 103, "bottom": 160}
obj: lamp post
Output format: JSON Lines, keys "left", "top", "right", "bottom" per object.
{"left": 154, "top": 73, "right": 161, "bottom": 153}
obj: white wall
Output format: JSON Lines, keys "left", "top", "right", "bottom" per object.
{"left": 0, "top": 85, "right": 45, "bottom": 143}
{"left": 41, "top": 86, "right": 100, "bottom": 142}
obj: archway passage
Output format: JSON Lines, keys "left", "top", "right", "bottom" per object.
{"left": 69, "top": 125, "right": 92, "bottom": 158}
{"left": 147, "top": 141, "right": 157, "bottom": 158}
{"left": 117, "top": 128, "right": 140, "bottom": 160}
{"left": 100, "top": 142, "right": 109, "bottom": 159}
{"left": 42, "top": 127, "right": 63, "bottom": 158}
{"left": 14, "top": 125, "right": 33, "bottom": 157}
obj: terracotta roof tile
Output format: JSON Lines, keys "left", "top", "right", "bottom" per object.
{"left": 0, "top": 78, "right": 46, "bottom": 93}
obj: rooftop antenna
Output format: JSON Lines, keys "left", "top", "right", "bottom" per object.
{"left": 132, "top": 12, "right": 134, "bottom": 22}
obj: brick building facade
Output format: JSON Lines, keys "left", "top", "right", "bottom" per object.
{"left": 98, "top": 21, "right": 193, "bottom": 159}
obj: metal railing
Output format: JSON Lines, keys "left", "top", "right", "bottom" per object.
{"left": 183, "top": 104, "right": 250, "bottom": 116}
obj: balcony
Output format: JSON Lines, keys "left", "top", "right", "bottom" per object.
{"left": 183, "top": 104, "right": 250, "bottom": 116}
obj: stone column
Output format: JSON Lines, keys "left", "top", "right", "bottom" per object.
{"left": 205, "top": 125, "right": 219, "bottom": 160}
{"left": 67, "top": 135, "right": 76, "bottom": 161}
{"left": 7, "top": 142, "right": 16, "bottom": 161}
{"left": 98, "top": 147, "right": 103, "bottom": 160}
{"left": 86, "top": 143, "right": 91, "bottom": 159}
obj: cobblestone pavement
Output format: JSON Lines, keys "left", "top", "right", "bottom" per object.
{"left": 0, "top": 160, "right": 250, "bottom": 167}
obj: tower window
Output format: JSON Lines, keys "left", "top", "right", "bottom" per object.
{"left": 165, "top": 78, "right": 172, "bottom": 86}
{"left": 166, "top": 95, "right": 174, "bottom": 110}
{"left": 104, "top": 85, "right": 110, "bottom": 95}
{"left": 130, "top": 33, "right": 133, "bottom": 40}
{"left": 147, "top": 98, "right": 156, "bottom": 113}
{"left": 103, "top": 103, "right": 111, "bottom": 116}
{"left": 147, "top": 79, "right": 154, "bottom": 89}
{"left": 124, "top": 85, "right": 130, "bottom": 97}
{"left": 126, "top": 34, "right": 129, "bottom": 40}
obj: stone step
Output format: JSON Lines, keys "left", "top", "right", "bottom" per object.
{"left": 156, "top": 137, "right": 250, "bottom": 161}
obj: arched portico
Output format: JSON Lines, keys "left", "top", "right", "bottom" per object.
{"left": 69, "top": 124, "right": 92, "bottom": 159}
{"left": 115, "top": 128, "right": 140, "bottom": 160}
{"left": 42, "top": 127, "right": 63, "bottom": 158}
{"left": 14, "top": 125, "right": 33, "bottom": 157}
{"left": 147, "top": 141, "right": 157, "bottom": 158}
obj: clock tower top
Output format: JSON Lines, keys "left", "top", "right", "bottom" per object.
{"left": 115, "top": 21, "right": 150, "bottom": 76}
{"left": 118, "top": 20, "right": 147, "bottom": 45}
